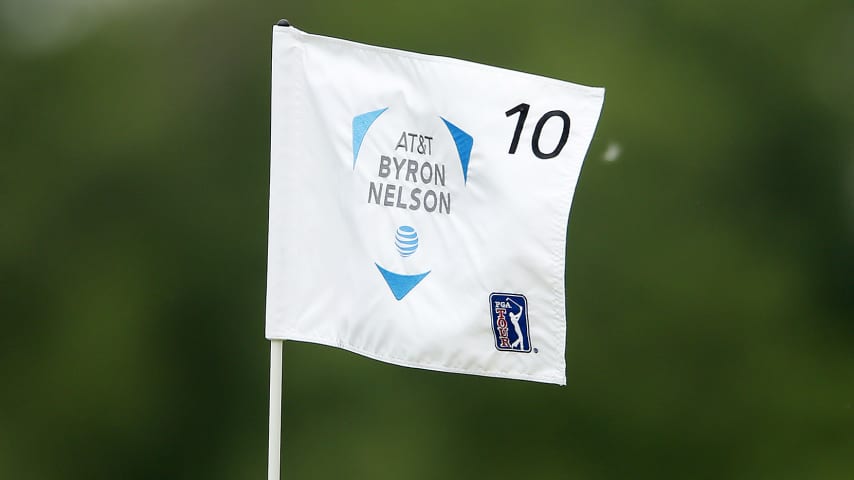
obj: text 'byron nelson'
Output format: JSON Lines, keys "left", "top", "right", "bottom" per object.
{"left": 367, "top": 131, "right": 451, "bottom": 215}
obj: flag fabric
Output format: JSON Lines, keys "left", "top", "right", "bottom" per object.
{"left": 266, "top": 25, "right": 604, "bottom": 385}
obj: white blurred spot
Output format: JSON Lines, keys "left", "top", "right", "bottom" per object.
{"left": 602, "top": 141, "right": 621, "bottom": 163}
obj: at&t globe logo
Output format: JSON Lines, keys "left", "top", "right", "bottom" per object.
{"left": 394, "top": 226, "right": 419, "bottom": 257}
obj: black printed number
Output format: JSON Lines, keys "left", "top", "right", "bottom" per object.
{"left": 505, "top": 103, "right": 571, "bottom": 159}
{"left": 505, "top": 103, "right": 530, "bottom": 154}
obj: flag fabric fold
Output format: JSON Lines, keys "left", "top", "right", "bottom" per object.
{"left": 266, "top": 26, "right": 604, "bottom": 385}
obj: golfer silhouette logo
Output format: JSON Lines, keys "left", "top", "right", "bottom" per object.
{"left": 489, "top": 293, "right": 531, "bottom": 352}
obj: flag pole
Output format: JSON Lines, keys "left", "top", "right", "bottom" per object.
{"left": 269, "top": 19, "right": 290, "bottom": 480}
{"left": 268, "top": 339, "right": 283, "bottom": 480}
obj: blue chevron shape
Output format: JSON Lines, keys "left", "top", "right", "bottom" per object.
{"left": 440, "top": 117, "right": 474, "bottom": 183}
{"left": 375, "top": 263, "right": 430, "bottom": 300}
{"left": 352, "top": 108, "right": 388, "bottom": 168}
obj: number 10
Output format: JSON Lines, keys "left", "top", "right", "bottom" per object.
{"left": 505, "top": 103, "right": 571, "bottom": 159}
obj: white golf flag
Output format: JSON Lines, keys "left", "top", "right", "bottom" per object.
{"left": 266, "top": 25, "right": 604, "bottom": 385}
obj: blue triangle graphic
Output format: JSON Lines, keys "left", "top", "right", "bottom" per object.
{"left": 440, "top": 117, "right": 474, "bottom": 183}
{"left": 352, "top": 108, "right": 388, "bottom": 168}
{"left": 375, "top": 263, "right": 430, "bottom": 301}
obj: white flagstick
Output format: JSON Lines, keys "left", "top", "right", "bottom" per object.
{"left": 268, "top": 339, "right": 283, "bottom": 480}
{"left": 268, "top": 20, "right": 291, "bottom": 480}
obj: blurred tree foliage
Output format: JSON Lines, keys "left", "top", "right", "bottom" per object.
{"left": 0, "top": 1, "right": 851, "bottom": 479}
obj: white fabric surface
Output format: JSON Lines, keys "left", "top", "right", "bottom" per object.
{"left": 266, "top": 26, "right": 604, "bottom": 384}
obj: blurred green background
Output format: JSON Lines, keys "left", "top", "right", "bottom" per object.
{"left": 1, "top": 1, "right": 852, "bottom": 478}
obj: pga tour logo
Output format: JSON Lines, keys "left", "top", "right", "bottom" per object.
{"left": 490, "top": 293, "right": 531, "bottom": 352}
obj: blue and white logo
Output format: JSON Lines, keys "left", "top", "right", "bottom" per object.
{"left": 490, "top": 293, "right": 531, "bottom": 352}
{"left": 395, "top": 226, "right": 418, "bottom": 257}
{"left": 376, "top": 225, "right": 429, "bottom": 301}
{"left": 352, "top": 106, "right": 474, "bottom": 301}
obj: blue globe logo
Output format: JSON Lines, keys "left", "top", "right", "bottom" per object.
{"left": 395, "top": 226, "right": 419, "bottom": 257}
